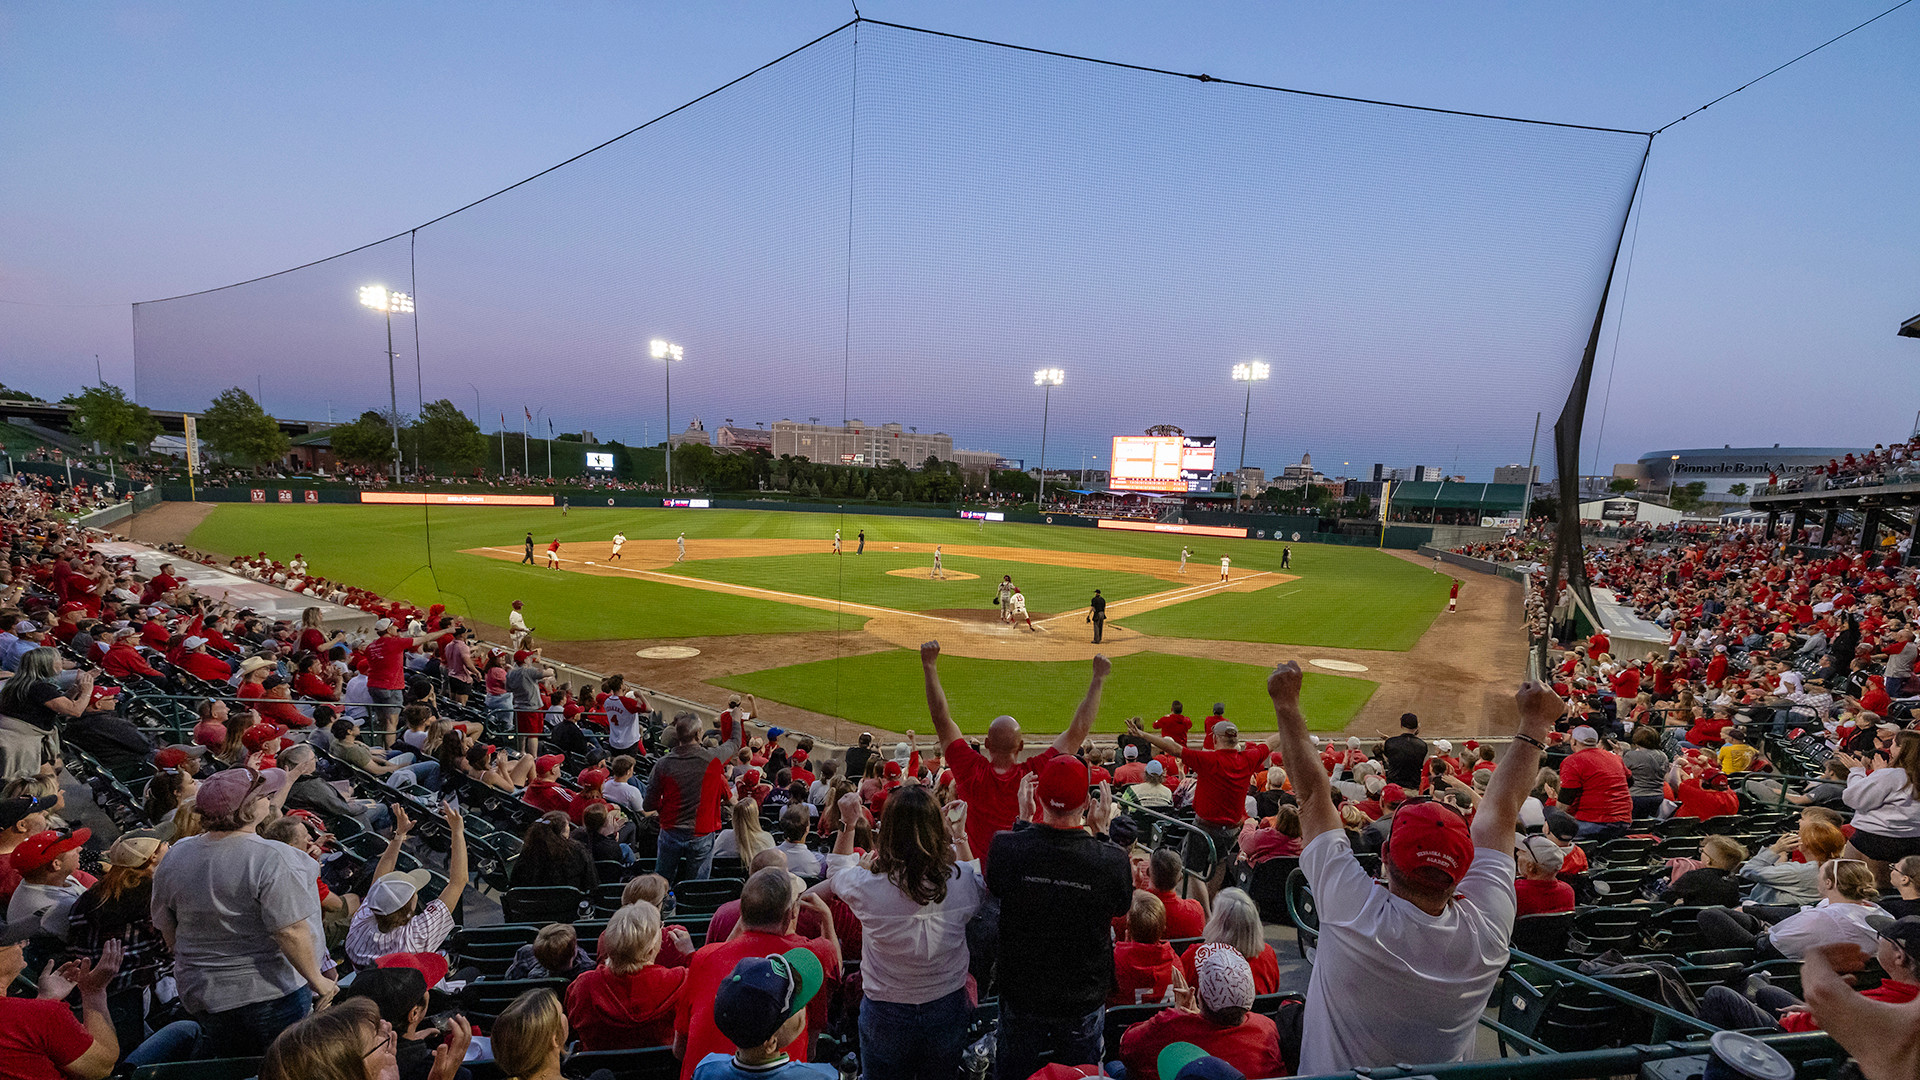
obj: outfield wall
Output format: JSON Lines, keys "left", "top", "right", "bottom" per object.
{"left": 148, "top": 485, "right": 1446, "bottom": 549}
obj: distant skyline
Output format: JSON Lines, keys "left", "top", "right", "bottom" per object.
{"left": 4, "top": 3, "right": 1915, "bottom": 482}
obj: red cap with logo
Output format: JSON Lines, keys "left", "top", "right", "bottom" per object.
{"left": 1036, "top": 755, "right": 1090, "bottom": 814}
{"left": 1384, "top": 802, "right": 1475, "bottom": 887}
{"left": 534, "top": 754, "right": 565, "bottom": 775}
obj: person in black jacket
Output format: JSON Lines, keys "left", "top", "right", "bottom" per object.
{"left": 509, "top": 811, "right": 598, "bottom": 894}
{"left": 988, "top": 754, "right": 1131, "bottom": 1080}
{"left": 1088, "top": 590, "right": 1107, "bottom": 644}
{"left": 1665, "top": 835, "right": 1745, "bottom": 908}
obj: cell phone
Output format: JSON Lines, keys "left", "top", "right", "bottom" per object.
{"left": 945, "top": 802, "right": 966, "bottom": 824}
{"left": 443, "top": 792, "right": 461, "bottom": 815}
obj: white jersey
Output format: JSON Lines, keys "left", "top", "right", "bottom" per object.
{"left": 611, "top": 533, "right": 626, "bottom": 553}
{"left": 1220, "top": 557, "right": 1230, "bottom": 572}
{"left": 1009, "top": 592, "right": 1027, "bottom": 616}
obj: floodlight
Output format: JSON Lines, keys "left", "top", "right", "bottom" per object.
{"left": 1233, "top": 361, "right": 1270, "bottom": 382}
{"left": 358, "top": 286, "right": 412, "bottom": 314}
{"left": 651, "top": 338, "right": 684, "bottom": 361}
{"left": 1034, "top": 368, "right": 1064, "bottom": 386}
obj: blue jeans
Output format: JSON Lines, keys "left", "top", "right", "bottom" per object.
{"left": 994, "top": 1001, "right": 1104, "bottom": 1080}
{"left": 860, "top": 987, "right": 971, "bottom": 1080}
{"left": 126, "top": 1020, "right": 202, "bottom": 1067}
{"left": 196, "top": 986, "right": 312, "bottom": 1057}
{"left": 1574, "top": 820, "right": 1630, "bottom": 842}
{"left": 656, "top": 829, "right": 715, "bottom": 890}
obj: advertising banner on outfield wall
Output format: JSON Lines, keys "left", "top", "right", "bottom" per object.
{"left": 1096, "top": 519, "right": 1248, "bottom": 538}
{"left": 361, "top": 492, "right": 557, "bottom": 506}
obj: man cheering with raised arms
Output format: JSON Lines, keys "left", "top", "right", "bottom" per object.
{"left": 1267, "top": 660, "right": 1561, "bottom": 1073}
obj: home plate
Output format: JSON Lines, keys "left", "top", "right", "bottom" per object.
{"left": 585, "top": 560, "right": 595, "bottom": 565}
{"left": 1310, "top": 659, "right": 1369, "bottom": 673}
{"left": 636, "top": 646, "right": 701, "bottom": 659}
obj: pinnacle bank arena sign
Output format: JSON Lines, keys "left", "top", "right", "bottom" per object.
{"left": 1640, "top": 447, "right": 1872, "bottom": 482}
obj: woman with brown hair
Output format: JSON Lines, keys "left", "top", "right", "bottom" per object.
{"left": 1837, "top": 729, "right": 1920, "bottom": 889}
{"left": 261, "top": 995, "right": 470, "bottom": 1080}
{"left": 491, "top": 988, "right": 569, "bottom": 1080}
{"left": 66, "top": 835, "right": 171, "bottom": 1057}
{"left": 804, "top": 785, "right": 984, "bottom": 1079}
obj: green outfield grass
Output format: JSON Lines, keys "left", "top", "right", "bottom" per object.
{"left": 672, "top": 549, "right": 1169, "bottom": 613}
{"left": 185, "top": 504, "right": 1439, "bottom": 649}
{"left": 1116, "top": 543, "right": 1451, "bottom": 651}
{"left": 713, "top": 649, "right": 1372, "bottom": 734}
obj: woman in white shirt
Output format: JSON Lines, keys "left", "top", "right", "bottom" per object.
{"left": 806, "top": 786, "right": 985, "bottom": 1080}
{"left": 1838, "top": 732, "right": 1920, "bottom": 889}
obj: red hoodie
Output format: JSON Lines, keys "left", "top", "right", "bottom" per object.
{"left": 1111, "top": 940, "right": 1178, "bottom": 1006}
{"left": 564, "top": 964, "right": 686, "bottom": 1050}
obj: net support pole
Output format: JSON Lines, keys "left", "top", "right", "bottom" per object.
{"left": 1542, "top": 138, "right": 1653, "bottom": 672}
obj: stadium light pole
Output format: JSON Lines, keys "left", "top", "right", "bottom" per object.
{"left": 1232, "top": 361, "right": 1270, "bottom": 512}
{"left": 1034, "top": 368, "right": 1063, "bottom": 509}
{"left": 652, "top": 339, "right": 684, "bottom": 491}
{"left": 1668, "top": 453, "right": 1681, "bottom": 505}
{"left": 358, "top": 286, "right": 413, "bottom": 484}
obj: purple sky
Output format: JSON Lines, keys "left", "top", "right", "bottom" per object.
{"left": 4, "top": 3, "right": 1915, "bottom": 480}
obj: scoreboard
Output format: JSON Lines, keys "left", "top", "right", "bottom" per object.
{"left": 1109, "top": 435, "right": 1217, "bottom": 493}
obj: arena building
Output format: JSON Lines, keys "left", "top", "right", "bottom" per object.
{"left": 1616, "top": 445, "right": 1871, "bottom": 500}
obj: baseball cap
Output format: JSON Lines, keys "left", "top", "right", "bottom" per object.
{"left": 12, "top": 827, "right": 91, "bottom": 872}
{"left": 1433, "top": 739, "right": 1452, "bottom": 753}
{"left": 194, "top": 767, "right": 290, "bottom": 819}
{"left": 106, "top": 834, "right": 164, "bottom": 868}
{"left": 1519, "top": 834, "right": 1566, "bottom": 873}
{"left": 1214, "top": 721, "right": 1238, "bottom": 741}
{"left": 12, "top": 620, "right": 37, "bottom": 634}
{"left": 792, "top": 750, "right": 809, "bottom": 763}
{"left": 578, "top": 767, "right": 610, "bottom": 789}
{"left": 182, "top": 636, "right": 208, "bottom": 649}
{"left": 534, "top": 754, "right": 565, "bottom": 775}
{"left": 366, "top": 869, "right": 434, "bottom": 916}
{"left": 1036, "top": 755, "right": 1091, "bottom": 814}
{"left": 376, "top": 951, "right": 450, "bottom": 987}
{"left": 712, "top": 947, "right": 827, "bottom": 1049}
{"left": 1385, "top": 801, "right": 1476, "bottom": 887}
{"left": 1380, "top": 783, "right": 1406, "bottom": 806}
{"left": 1876, "top": 915, "right": 1920, "bottom": 958}
{"left": 1571, "top": 725, "right": 1600, "bottom": 745}
{"left": 242, "top": 722, "right": 288, "bottom": 751}
{"left": 894, "top": 742, "right": 912, "bottom": 763}
{"left": 1144, "top": 760, "right": 1165, "bottom": 777}
{"left": 1124, "top": 745, "right": 1139, "bottom": 760}
{"left": 192, "top": 720, "right": 227, "bottom": 748}
{"left": 374, "top": 618, "right": 394, "bottom": 632}
{"left": 0, "top": 795, "right": 56, "bottom": 831}
{"left": 1193, "top": 942, "right": 1255, "bottom": 1012}
{"left": 1158, "top": 1044, "right": 1248, "bottom": 1080}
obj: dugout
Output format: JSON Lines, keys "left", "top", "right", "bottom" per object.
{"left": 1384, "top": 481, "right": 1528, "bottom": 526}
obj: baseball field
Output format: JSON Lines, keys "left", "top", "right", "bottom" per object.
{"left": 130, "top": 502, "right": 1525, "bottom": 739}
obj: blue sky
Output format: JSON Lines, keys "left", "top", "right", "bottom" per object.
{"left": 2, "top": 2, "right": 1915, "bottom": 480}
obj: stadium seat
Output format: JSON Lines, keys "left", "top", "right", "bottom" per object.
{"left": 1234, "top": 855, "right": 1298, "bottom": 924}
{"left": 458, "top": 977, "right": 571, "bottom": 1022}
{"left": 673, "top": 877, "right": 741, "bottom": 916}
{"left": 133, "top": 1060, "right": 264, "bottom": 1080}
{"left": 502, "top": 885, "right": 588, "bottom": 924}
{"left": 1511, "top": 911, "right": 1575, "bottom": 960}
{"left": 559, "top": 1046, "right": 681, "bottom": 1079}
{"left": 1285, "top": 868, "right": 1318, "bottom": 958}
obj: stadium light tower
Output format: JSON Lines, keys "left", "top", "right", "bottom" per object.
{"left": 651, "top": 339, "right": 684, "bottom": 491}
{"left": 1232, "top": 361, "right": 1271, "bottom": 512}
{"left": 1034, "top": 368, "right": 1064, "bottom": 508}
{"left": 358, "top": 285, "right": 413, "bottom": 484}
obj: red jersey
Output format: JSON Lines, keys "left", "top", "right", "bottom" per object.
{"left": 523, "top": 780, "right": 587, "bottom": 822}
{"left": 1558, "top": 748, "right": 1632, "bottom": 824}
{"left": 1202, "top": 715, "right": 1229, "bottom": 750}
{"left": 363, "top": 635, "right": 410, "bottom": 691}
{"left": 944, "top": 738, "right": 1059, "bottom": 861}
{"left": 1154, "top": 713, "right": 1193, "bottom": 747}
{"left": 1110, "top": 940, "right": 1177, "bottom": 1005}
{"left": 1180, "top": 745, "right": 1267, "bottom": 826}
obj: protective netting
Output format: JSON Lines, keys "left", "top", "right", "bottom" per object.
{"left": 131, "top": 18, "right": 1649, "bottom": 626}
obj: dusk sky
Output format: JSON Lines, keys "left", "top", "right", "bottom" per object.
{"left": 4, "top": 3, "right": 1915, "bottom": 481}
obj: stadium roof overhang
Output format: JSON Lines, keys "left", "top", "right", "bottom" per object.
{"left": 1385, "top": 481, "right": 1528, "bottom": 512}
{"left": 1901, "top": 312, "right": 1920, "bottom": 339}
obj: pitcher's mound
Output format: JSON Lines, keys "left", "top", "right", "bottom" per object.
{"left": 885, "top": 568, "right": 980, "bottom": 581}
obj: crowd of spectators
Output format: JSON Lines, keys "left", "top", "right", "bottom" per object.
{"left": 0, "top": 471, "right": 1914, "bottom": 1079}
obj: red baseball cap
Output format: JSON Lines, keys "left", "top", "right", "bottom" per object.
{"left": 375, "top": 951, "right": 450, "bottom": 988}
{"left": 883, "top": 760, "right": 902, "bottom": 779}
{"left": 534, "top": 754, "right": 565, "bottom": 775}
{"left": 1385, "top": 802, "right": 1475, "bottom": 887}
{"left": 1036, "top": 755, "right": 1090, "bottom": 814}
{"left": 578, "top": 767, "right": 609, "bottom": 789}
{"left": 12, "top": 827, "right": 90, "bottom": 873}
{"left": 242, "top": 722, "right": 288, "bottom": 751}
{"left": 153, "top": 746, "right": 191, "bottom": 770}
{"left": 1379, "top": 783, "right": 1407, "bottom": 807}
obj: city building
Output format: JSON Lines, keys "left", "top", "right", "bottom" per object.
{"left": 669, "top": 417, "right": 711, "bottom": 449}
{"left": 1493, "top": 464, "right": 1540, "bottom": 486}
{"left": 772, "top": 419, "right": 953, "bottom": 468}
{"left": 715, "top": 425, "right": 773, "bottom": 453}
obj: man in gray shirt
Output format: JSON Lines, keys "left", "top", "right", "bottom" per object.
{"left": 1885, "top": 632, "right": 1917, "bottom": 697}
{"left": 504, "top": 654, "right": 549, "bottom": 753}
{"left": 151, "top": 766, "right": 332, "bottom": 1056}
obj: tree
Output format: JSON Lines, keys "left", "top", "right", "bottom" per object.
{"left": 330, "top": 410, "right": 401, "bottom": 468}
{"left": 1607, "top": 477, "right": 1638, "bottom": 494}
{"left": 1671, "top": 481, "right": 1708, "bottom": 513}
{"left": 0, "top": 384, "right": 43, "bottom": 402}
{"left": 1728, "top": 482, "right": 1749, "bottom": 497}
{"left": 198, "top": 387, "right": 290, "bottom": 467}
{"left": 63, "top": 384, "right": 160, "bottom": 455}
{"left": 412, "top": 399, "right": 487, "bottom": 470}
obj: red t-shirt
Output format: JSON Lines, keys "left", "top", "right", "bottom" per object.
{"left": 0, "top": 998, "right": 97, "bottom": 1080}
{"left": 1155, "top": 713, "right": 1193, "bottom": 746}
{"left": 1110, "top": 940, "right": 1178, "bottom": 1005}
{"left": 1179, "top": 942, "right": 1281, "bottom": 996}
{"left": 944, "top": 738, "right": 1059, "bottom": 862}
{"left": 1558, "top": 748, "right": 1632, "bottom": 824}
{"left": 1155, "top": 889, "right": 1207, "bottom": 939}
{"left": 1515, "top": 877, "right": 1576, "bottom": 917}
{"left": 1779, "top": 979, "right": 1917, "bottom": 1032}
{"left": 1118, "top": 1008, "right": 1283, "bottom": 1080}
{"left": 1686, "top": 716, "right": 1732, "bottom": 747}
{"left": 523, "top": 781, "right": 585, "bottom": 821}
{"left": 1202, "top": 715, "right": 1228, "bottom": 750}
{"left": 364, "top": 635, "right": 411, "bottom": 691}
{"left": 1181, "top": 745, "right": 1267, "bottom": 826}
{"left": 1672, "top": 780, "right": 1739, "bottom": 821}
{"left": 673, "top": 930, "right": 839, "bottom": 1080}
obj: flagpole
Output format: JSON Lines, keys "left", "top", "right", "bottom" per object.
{"left": 522, "top": 409, "right": 529, "bottom": 477}
{"left": 499, "top": 414, "right": 506, "bottom": 476}
{"left": 547, "top": 419, "right": 554, "bottom": 480}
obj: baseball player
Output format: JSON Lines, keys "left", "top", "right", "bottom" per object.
{"left": 546, "top": 539, "right": 561, "bottom": 569}
{"left": 1009, "top": 587, "right": 1034, "bottom": 631}
{"left": 609, "top": 532, "right": 626, "bottom": 560}
{"left": 833, "top": 529, "right": 841, "bottom": 554}
{"left": 932, "top": 545, "right": 944, "bottom": 579}
{"left": 996, "top": 575, "right": 1015, "bottom": 622}
{"left": 676, "top": 532, "right": 686, "bottom": 563}
{"left": 1281, "top": 546, "right": 1291, "bottom": 569}
{"left": 1218, "top": 554, "right": 1230, "bottom": 582}
{"left": 508, "top": 600, "right": 532, "bottom": 651}
{"left": 1448, "top": 579, "right": 1461, "bottom": 612}
{"left": 1179, "top": 546, "right": 1189, "bottom": 573}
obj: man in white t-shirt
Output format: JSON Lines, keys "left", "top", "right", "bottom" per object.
{"left": 1267, "top": 659, "right": 1560, "bottom": 1074}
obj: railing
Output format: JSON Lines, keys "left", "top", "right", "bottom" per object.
{"left": 1286, "top": 1031, "right": 1841, "bottom": 1080}
{"left": 1114, "top": 797, "right": 1219, "bottom": 896}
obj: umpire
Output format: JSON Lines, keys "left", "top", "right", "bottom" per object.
{"left": 1089, "top": 589, "right": 1106, "bottom": 643}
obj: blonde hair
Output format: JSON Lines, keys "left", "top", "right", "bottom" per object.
{"left": 1128, "top": 889, "right": 1166, "bottom": 944}
{"left": 731, "top": 797, "right": 773, "bottom": 863}
{"left": 1824, "top": 859, "right": 1881, "bottom": 903}
{"left": 1699, "top": 835, "right": 1747, "bottom": 869}
{"left": 260, "top": 996, "right": 381, "bottom": 1080}
{"left": 622, "top": 873, "right": 669, "bottom": 910}
{"left": 493, "top": 988, "right": 567, "bottom": 1079}
{"left": 1202, "top": 887, "right": 1264, "bottom": 961}
{"left": 599, "top": 901, "right": 663, "bottom": 975}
